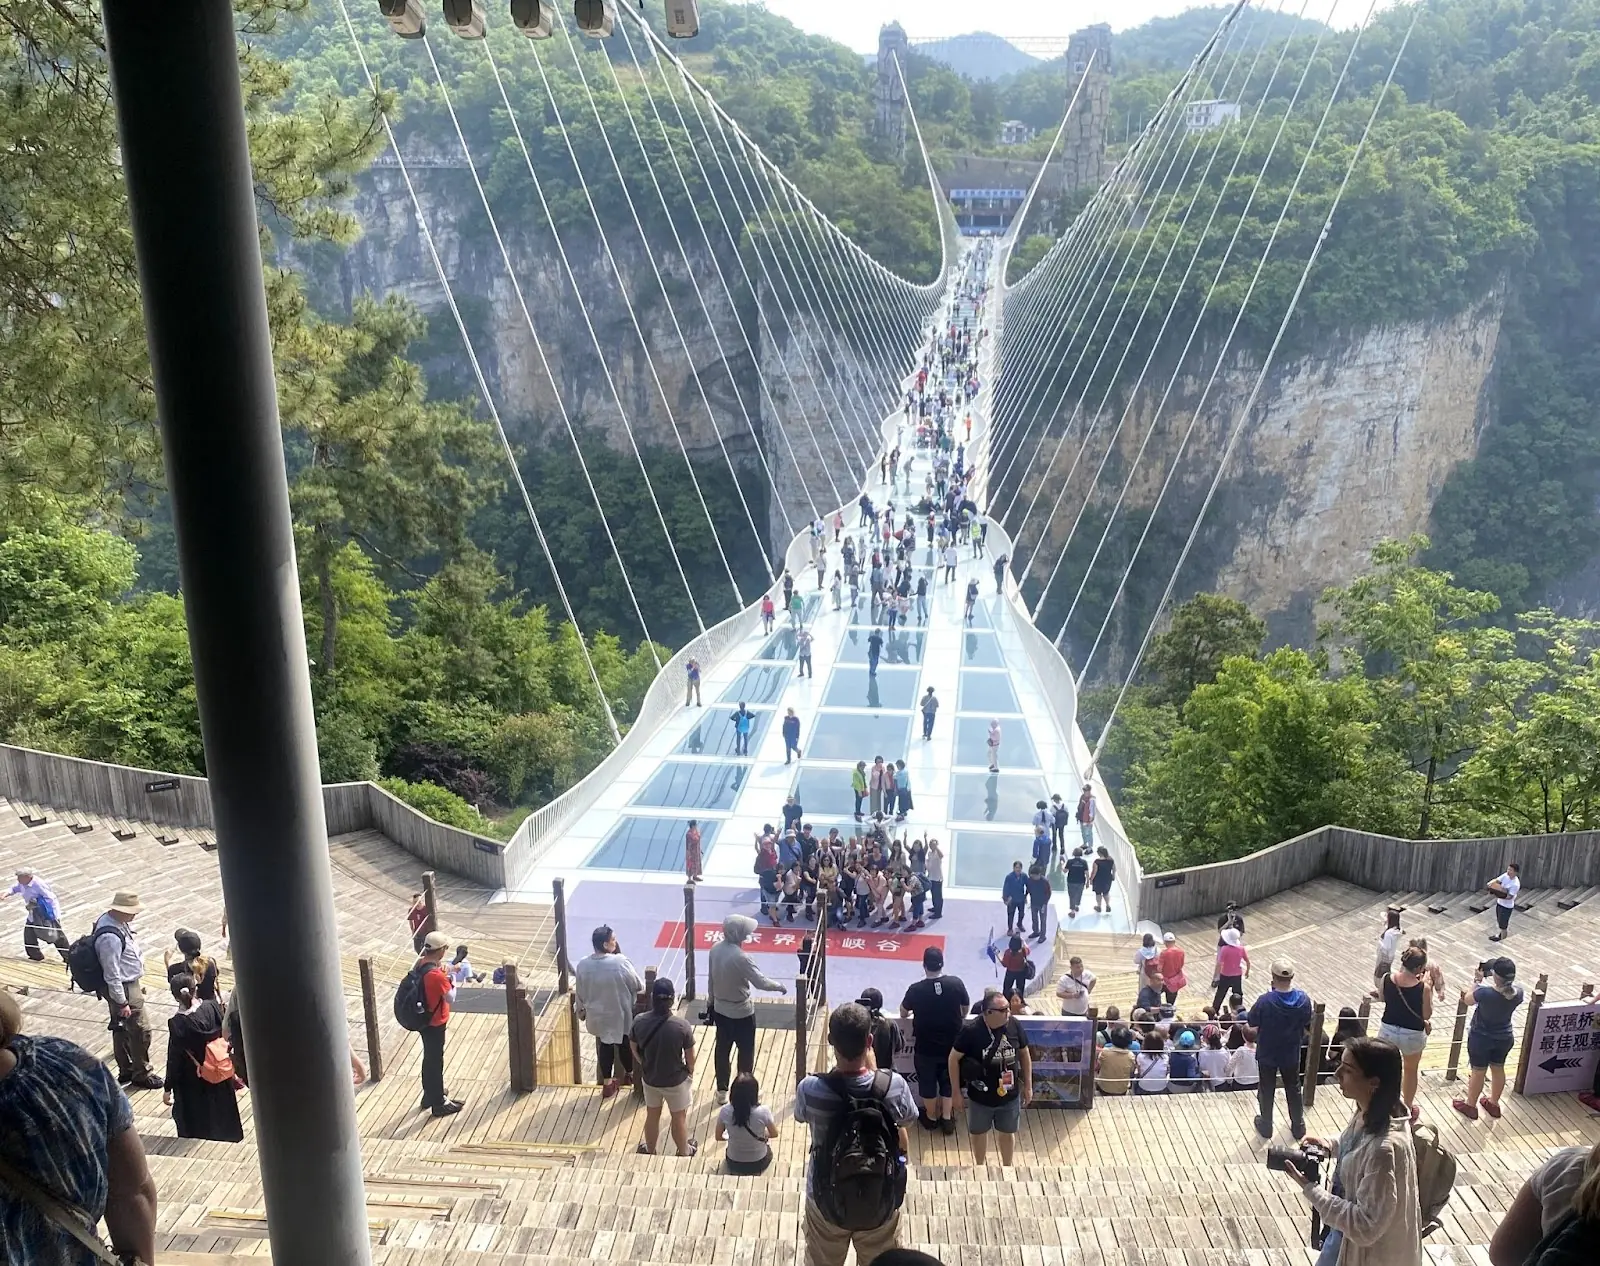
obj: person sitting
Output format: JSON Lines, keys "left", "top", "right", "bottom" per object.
{"left": 1229, "top": 1032, "right": 1260, "bottom": 1093}
{"left": 715, "top": 1072, "right": 778, "bottom": 1175}
{"left": 1094, "top": 1027, "right": 1137, "bottom": 1097}
{"left": 1168, "top": 1030, "right": 1202, "bottom": 1093}
{"left": 1321, "top": 1006, "right": 1362, "bottom": 1082}
{"left": 1197, "top": 1026, "right": 1232, "bottom": 1092}
{"left": 1488, "top": 1140, "right": 1600, "bottom": 1266}
{"left": 448, "top": 944, "right": 485, "bottom": 986}
{"left": 1134, "top": 1035, "right": 1170, "bottom": 1095}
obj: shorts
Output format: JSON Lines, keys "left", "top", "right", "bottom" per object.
{"left": 642, "top": 1079, "right": 693, "bottom": 1113}
{"left": 966, "top": 1097, "right": 1021, "bottom": 1135}
{"left": 1375, "top": 1022, "right": 1428, "bottom": 1057}
{"left": 914, "top": 1050, "right": 952, "bottom": 1100}
{"left": 1467, "top": 1030, "right": 1514, "bottom": 1069}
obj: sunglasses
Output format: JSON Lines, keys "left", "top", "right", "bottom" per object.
{"left": 986, "top": 1005, "right": 1010, "bottom": 1015}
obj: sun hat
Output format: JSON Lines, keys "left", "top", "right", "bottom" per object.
{"left": 109, "top": 891, "right": 143, "bottom": 916}
{"left": 1220, "top": 928, "right": 1241, "bottom": 947}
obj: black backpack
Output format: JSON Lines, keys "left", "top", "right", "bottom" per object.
{"left": 66, "top": 923, "right": 126, "bottom": 999}
{"left": 393, "top": 963, "right": 441, "bottom": 1032}
{"left": 1524, "top": 1212, "right": 1596, "bottom": 1266}
{"left": 812, "top": 1071, "right": 906, "bottom": 1231}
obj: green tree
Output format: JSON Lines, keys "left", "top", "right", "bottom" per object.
{"left": 1142, "top": 592, "right": 1267, "bottom": 710}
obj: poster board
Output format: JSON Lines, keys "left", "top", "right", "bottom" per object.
{"left": 1521, "top": 1001, "right": 1599, "bottom": 1096}
{"left": 890, "top": 1015, "right": 1094, "bottom": 1110}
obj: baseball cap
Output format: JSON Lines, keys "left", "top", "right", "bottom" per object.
{"left": 1178, "top": 1030, "right": 1196, "bottom": 1048}
{"left": 422, "top": 931, "right": 451, "bottom": 952}
{"left": 1270, "top": 956, "right": 1296, "bottom": 979}
{"left": 856, "top": 987, "right": 884, "bottom": 1011}
{"left": 1162, "top": 932, "right": 1176, "bottom": 944}
{"left": 651, "top": 977, "right": 676, "bottom": 1000}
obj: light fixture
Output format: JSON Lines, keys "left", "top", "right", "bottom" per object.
{"left": 442, "top": 0, "right": 486, "bottom": 39}
{"left": 510, "top": 0, "right": 554, "bottom": 37}
{"left": 574, "top": 0, "right": 614, "bottom": 38}
{"left": 378, "top": 0, "right": 426, "bottom": 38}
{"left": 664, "top": 0, "right": 699, "bottom": 38}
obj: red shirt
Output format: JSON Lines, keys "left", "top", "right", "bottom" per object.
{"left": 420, "top": 963, "right": 452, "bottom": 1026}
{"left": 407, "top": 904, "right": 429, "bottom": 934}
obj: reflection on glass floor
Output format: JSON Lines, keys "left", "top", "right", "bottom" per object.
{"left": 720, "top": 664, "right": 792, "bottom": 706}
{"left": 950, "top": 828, "right": 1031, "bottom": 889}
{"left": 958, "top": 669, "right": 1021, "bottom": 715}
{"left": 948, "top": 770, "right": 1052, "bottom": 824}
{"left": 676, "top": 709, "right": 771, "bottom": 757}
{"left": 791, "top": 766, "right": 861, "bottom": 820}
{"left": 631, "top": 760, "right": 751, "bottom": 811}
{"left": 587, "top": 816, "right": 722, "bottom": 871}
{"left": 837, "top": 627, "right": 926, "bottom": 665}
{"left": 823, "top": 666, "right": 920, "bottom": 711}
{"left": 953, "top": 715, "right": 1038, "bottom": 769}
{"left": 805, "top": 711, "right": 916, "bottom": 761}
{"left": 958, "top": 632, "right": 1006, "bottom": 668}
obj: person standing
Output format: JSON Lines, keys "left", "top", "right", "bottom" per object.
{"left": 920, "top": 687, "right": 939, "bottom": 740}
{"left": 867, "top": 626, "right": 884, "bottom": 677}
{"left": 92, "top": 892, "right": 161, "bottom": 1091}
{"left": 708, "top": 914, "right": 787, "bottom": 1105}
{"left": 574, "top": 925, "right": 644, "bottom": 1100}
{"left": 684, "top": 820, "right": 703, "bottom": 884}
{"left": 986, "top": 718, "right": 1002, "bottom": 772}
{"left": 945, "top": 544, "right": 959, "bottom": 582}
{"left": 1026, "top": 864, "right": 1052, "bottom": 943}
{"left": 730, "top": 701, "right": 754, "bottom": 756}
{"left": 685, "top": 658, "right": 702, "bottom": 707}
{"left": 1453, "top": 957, "right": 1524, "bottom": 1123}
{"left": 1247, "top": 957, "right": 1313, "bottom": 1140}
{"left": 1488, "top": 863, "right": 1520, "bottom": 941}
{"left": 926, "top": 839, "right": 945, "bottom": 919}
{"left": 630, "top": 977, "right": 697, "bottom": 1157}
{"left": 915, "top": 573, "right": 929, "bottom": 622}
{"left": 412, "top": 931, "right": 463, "bottom": 1116}
{"left": 1055, "top": 956, "right": 1096, "bottom": 1016}
{"left": 1376, "top": 942, "right": 1433, "bottom": 1110}
{"left": 2, "top": 868, "right": 69, "bottom": 963}
{"left": 783, "top": 708, "right": 804, "bottom": 765}
{"left": 869, "top": 757, "right": 890, "bottom": 818}
{"left": 1373, "top": 906, "right": 1404, "bottom": 993}
{"left": 964, "top": 577, "right": 978, "bottom": 623}
{"left": 1064, "top": 847, "right": 1089, "bottom": 918}
{"left": 162, "top": 971, "right": 242, "bottom": 1141}
{"left": 789, "top": 590, "right": 805, "bottom": 629}
{"left": 1002, "top": 861, "right": 1028, "bottom": 935}
{"left": 950, "top": 990, "right": 1031, "bottom": 1165}
{"left": 992, "top": 554, "right": 1008, "bottom": 593}
{"left": 1211, "top": 926, "right": 1250, "bottom": 1012}
{"left": 830, "top": 571, "right": 843, "bottom": 611}
{"left": 795, "top": 1003, "right": 916, "bottom": 1266}
{"left": 900, "top": 947, "right": 969, "bottom": 1134}
{"left": 1048, "top": 796, "right": 1068, "bottom": 859}
{"left": 894, "top": 760, "right": 913, "bottom": 822}
{"left": 1158, "top": 932, "right": 1188, "bottom": 1005}
{"left": 1075, "top": 784, "right": 1096, "bottom": 850}
{"left": 1088, "top": 845, "right": 1115, "bottom": 915}
{"left": 407, "top": 891, "right": 430, "bottom": 953}
{"left": 852, "top": 761, "right": 869, "bottom": 821}
{"left": 797, "top": 626, "right": 815, "bottom": 678}
{"left": 761, "top": 593, "right": 775, "bottom": 633}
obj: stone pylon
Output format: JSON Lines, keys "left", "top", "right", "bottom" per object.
{"left": 1062, "top": 23, "right": 1112, "bottom": 191}
{"left": 875, "top": 22, "right": 909, "bottom": 158}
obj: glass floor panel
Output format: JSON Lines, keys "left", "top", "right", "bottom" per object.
{"left": 953, "top": 716, "right": 1039, "bottom": 769}
{"left": 676, "top": 708, "right": 772, "bottom": 757}
{"left": 806, "top": 711, "right": 916, "bottom": 762}
{"left": 958, "top": 631, "right": 1007, "bottom": 669}
{"left": 791, "top": 766, "right": 863, "bottom": 820}
{"left": 836, "top": 627, "right": 927, "bottom": 666}
{"left": 948, "top": 770, "right": 1053, "bottom": 825}
{"left": 719, "top": 664, "right": 793, "bottom": 706}
{"left": 630, "top": 760, "right": 752, "bottom": 811}
{"left": 958, "top": 669, "right": 1021, "bottom": 715}
{"left": 823, "top": 666, "right": 921, "bottom": 711}
{"left": 950, "top": 828, "right": 1033, "bottom": 889}
{"left": 586, "top": 816, "right": 723, "bottom": 872}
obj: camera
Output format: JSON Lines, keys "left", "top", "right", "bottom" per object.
{"left": 1265, "top": 1142, "right": 1328, "bottom": 1185}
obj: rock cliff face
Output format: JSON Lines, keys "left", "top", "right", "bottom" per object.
{"left": 1018, "top": 295, "right": 1504, "bottom": 652}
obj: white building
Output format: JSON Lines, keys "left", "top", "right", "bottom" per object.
{"left": 1184, "top": 99, "right": 1240, "bottom": 132}
{"left": 999, "top": 119, "right": 1035, "bottom": 146}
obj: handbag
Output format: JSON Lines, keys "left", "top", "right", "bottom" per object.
{"left": 0, "top": 1153, "right": 145, "bottom": 1265}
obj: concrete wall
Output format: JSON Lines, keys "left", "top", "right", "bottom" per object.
{"left": 0, "top": 744, "right": 507, "bottom": 889}
{"left": 1138, "top": 824, "right": 1600, "bottom": 923}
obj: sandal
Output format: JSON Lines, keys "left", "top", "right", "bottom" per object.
{"left": 636, "top": 1142, "right": 653, "bottom": 1154}
{"left": 1479, "top": 1097, "right": 1502, "bottom": 1119}
{"left": 684, "top": 1138, "right": 698, "bottom": 1158}
{"left": 1450, "top": 1099, "right": 1478, "bottom": 1121}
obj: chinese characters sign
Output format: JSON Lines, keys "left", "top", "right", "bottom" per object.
{"left": 1522, "top": 1001, "right": 1599, "bottom": 1096}
{"left": 655, "top": 921, "right": 943, "bottom": 963}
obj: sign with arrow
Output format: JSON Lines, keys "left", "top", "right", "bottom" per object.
{"left": 1521, "top": 1001, "right": 1599, "bottom": 1096}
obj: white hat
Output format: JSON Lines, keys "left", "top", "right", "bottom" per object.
{"left": 1220, "top": 928, "right": 1242, "bottom": 947}
{"left": 1162, "top": 932, "right": 1176, "bottom": 944}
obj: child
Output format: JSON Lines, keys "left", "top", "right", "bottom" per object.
{"left": 905, "top": 871, "right": 926, "bottom": 931}
{"left": 1168, "top": 1030, "right": 1201, "bottom": 1092}
{"left": 448, "top": 945, "right": 484, "bottom": 986}
{"left": 1000, "top": 934, "right": 1031, "bottom": 1002}
{"left": 715, "top": 1073, "right": 778, "bottom": 1176}
{"left": 1228, "top": 1032, "right": 1260, "bottom": 1092}
{"left": 888, "top": 871, "right": 907, "bottom": 926}
{"left": 1134, "top": 1035, "right": 1170, "bottom": 1095}
{"left": 1197, "top": 1026, "right": 1231, "bottom": 1091}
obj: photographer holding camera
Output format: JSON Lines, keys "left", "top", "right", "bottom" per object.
{"left": 1452, "top": 957, "right": 1523, "bottom": 1123}
{"left": 1279, "top": 1035, "right": 1420, "bottom": 1266}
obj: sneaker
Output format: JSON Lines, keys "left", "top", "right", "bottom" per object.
{"left": 1253, "top": 1115, "right": 1272, "bottom": 1140}
{"left": 130, "top": 1075, "right": 164, "bottom": 1091}
{"left": 683, "top": 1138, "right": 698, "bottom": 1158}
{"left": 1291, "top": 1122, "right": 1307, "bottom": 1141}
{"left": 1479, "top": 1097, "right": 1502, "bottom": 1119}
{"left": 714, "top": 1089, "right": 728, "bottom": 1107}
{"left": 1451, "top": 1099, "right": 1479, "bottom": 1121}
{"left": 919, "top": 1112, "right": 938, "bottom": 1131}
{"left": 1578, "top": 1092, "right": 1600, "bottom": 1113}
{"left": 601, "top": 1079, "right": 620, "bottom": 1100}
{"left": 939, "top": 1117, "right": 957, "bottom": 1136}
{"left": 431, "top": 1100, "right": 463, "bottom": 1118}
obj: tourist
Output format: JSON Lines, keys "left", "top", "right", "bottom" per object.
{"left": 992, "top": 554, "right": 1007, "bottom": 593}
{"left": 1376, "top": 942, "right": 1433, "bottom": 1111}
{"left": 1026, "top": 864, "right": 1051, "bottom": 942}
{"left": 1134, "top": 1035, "right": 1171, "bottom": 1095}
{"left": 1282, "top": 1037, "right": 1420, "bottom": 1266}
{"left": 870, "top": 756, "right": 890, "bottom": 817}
{"left": 1030, "top": 822, "right": 1051, "bottom": 873}
{"left": 926, "top": 839, "right": 945, "bottom": 919}
{"left": 1002, "top": 861, "right": 1027, "bottom": 935}
{"left": 790, "top": 590, "right": 804, "bottom": 629}
{"left": 998, "top": 934, "right": 1031, "bottom": 1003}
{"left": 164, "top": 927, "right": 219, "bottom": 1002}
{"left": 1055, "top": 956, "right": 1096, "bottom": 1016}
{"left": 1075, "top": 784, "right": 1096, "bottom": 849}
{"left": 853, "top": 760, "right": 869, "bottom": 820}
{"left": 1063, "top": 847, "right": 1088, "bottom": 918}
{"left": 1373, "top": 905, "right": 1404, "bottom": 992}
{"left": 684, "top": 819, "right": 703, "bottom": 883}
{"left": 1452, "top": 957, "right": 1524, "bottom": 1122}
{"left": 413, "top": 931, "right": 463, "bottom": 1116}
{"left": 630, "top": 977, "right": 697, "bottom": 1157}
{"left": 963, "top": 576, "right": 977, "bottom": 620}
{"left": 830, "top": 571, "right": 843, "bottom": 610}
{"left": 783, "top": 708, "right": 803, "bottom": 764}
{"left": 685, "top": 657, "right": 702, "bottom": 706}
{"left": 162, "top": 971, "right": 241, "bottom": 1142}
{"left": 1134, "top": 934, "right": 1163, "bottom": 1009}
{"left": 900, "top": 947, "right": 968, "bottom": 1134}
{"left": 1158, "top": 932, "right": 1187, "bottom": 1005}
{"left": 985, "top": 717, "right": 1002, "bottom": 770}
{"left": 761, "top": 592, "right": 775, "bottom": 633}
{"left": 1248, "top": 956, "right": 1312, "bottom": 1140}
{"left": 1, "top": 867, "right": 69, "bottom": 963}
{"left": 894, "top": 760, "right": 913, "bottom": 821}
{"left": 1488, "top": 862, "right": 1521, "bottom": 941}
{"left": 716, "top": 1071, "right": 777, "bottom": 1174}
{"left": 1088, "top": 846, "right": 1115, "bottom": 916}
{"left": 1321, "top": 1007, "right": 1363, "bottom": 1081}
{"left": 797, "top": 626, "right": 814, "bottom": 677}
{"left": 795, "top": 1004, "right": 915, "bottom": 1266}
{"left": 1094, "top": 1028, "right": 1136, "bottom": 1096}
{"left": 447, "top": 944, "right": 484, "bottom": 986}
{"left": 1229, "top": 1029, "right": 1261, "bottom": 1093}
{"left": 1211, "top": 927, "right": 1250, "bottom": 1013}
{"left": 0, "top": 989, "right": 158, "bottom": 1263}
{"left": 730, "top": 701, "right": 754, "bottom": 756}
{"left": 1488, "top": 1141, "right": 1600, "bottom": 1266}
{"left": 950, "top": 991, "right": 1031, "bottom": 1165}
{"left": 573, "top": 924, "right": 643, "bottom": 1100}
{"left": 920, "top": 686, "right": 939, "bottom": 740}
{"left": 867, "top": 625, "right": 883, "bottom": 676}
{"left": 1049, "top": 795, "right": 1069, "bottom": 858}
{"left": 92, "top": 891, "right": 161, "bottom": 1091}
{"left": 708, "top": 914, "right": 788, "bottom": 1106}
{"left": 1197, "top": 1027, "right": 1232, "bottom": 1091}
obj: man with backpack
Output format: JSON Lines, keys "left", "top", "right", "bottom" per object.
{"left": 73, "top": 891, "right": 161, "bottom": 1090}
{"left": 397, "top": 930, "right": 463, "bottom": 1117}
{"left": 794, "top": 1003, "right": 917, "bottom": 1266}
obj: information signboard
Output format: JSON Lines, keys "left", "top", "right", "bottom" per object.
{"left": 1521, "top": 1001, "right": 1599, "bottom": 1096}
{"left": 890, "top": 1014, "right": 1094, "bottom": 1110}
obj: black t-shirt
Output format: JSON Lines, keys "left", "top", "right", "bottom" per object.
{"left": 900, "top": 975, "right": 970, "bottom": 1056}
{"left": 1065, "top": 856, "right": 1089, "bottom": 885}
{"left": 953, "top": 1015, "right": 1026, "bottom": 1106}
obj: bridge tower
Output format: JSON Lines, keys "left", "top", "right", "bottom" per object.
{"left": 1062, "top": 23, "right": 1113, "bottom": 191}
{"left": 875, "top": 21, "right": 909, "bottom": 158}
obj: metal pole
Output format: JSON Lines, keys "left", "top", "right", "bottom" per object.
{"left": 100, "top": 5, "right": 368, "bottom": 1263}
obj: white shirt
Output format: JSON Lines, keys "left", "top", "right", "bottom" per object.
{"left": 1197, "top": 1047, "right": 1231, "bottom": 1088}
{"left": 1229, "top": 1044, "right": 1260, "bottom": 1086}
{"left": 7, "top": 877, "right": 58, "bottom": 912}
{"left": 1376, "top": 926, "right": 1402, "bottom": 964}
{"left": 1493, "top": 872, "right": 1520, "bottom": 908}
{"left": 1055, "top": 969, "right": 1095, "bottom": 1015}
{"left": 448, "top": 959, "right": 476, "bottom": 985}
{"left": 1136, "top": 1054, "right": 1170, "bottom": 1093}
{"left": 926, "top": 848, "right": 944, "bottom": 883}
